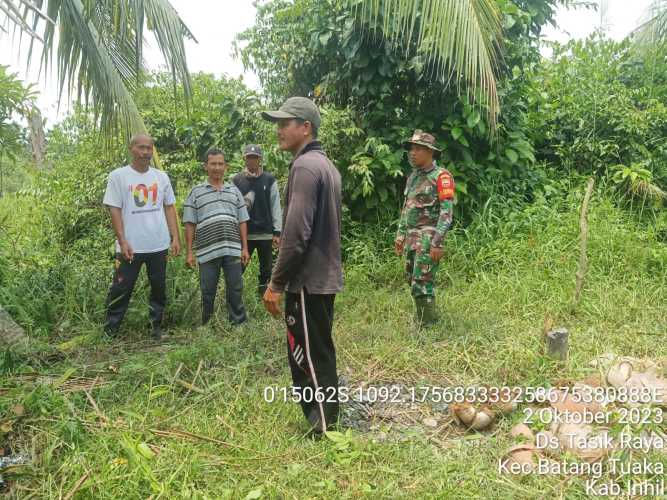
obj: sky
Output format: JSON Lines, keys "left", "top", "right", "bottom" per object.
{"left": 0, "top": 0, "right": 658, "bottom": 126}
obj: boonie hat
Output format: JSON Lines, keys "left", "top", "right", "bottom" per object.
{"left": 402, "top": 129, "right": 442, "bottom": 158}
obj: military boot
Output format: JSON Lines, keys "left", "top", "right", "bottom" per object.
{"left": 414, "top": 296, "right": 438, "bottom": 328}
{"left": 414, "top": 296, "right": 427, "bottom": 326}
{"left": 421, "top": 296, "right": 438, "bottom": 327}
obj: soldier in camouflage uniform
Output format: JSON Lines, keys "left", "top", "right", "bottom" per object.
{"left": 395, "top": 130, "right": 455, "bottom": 326}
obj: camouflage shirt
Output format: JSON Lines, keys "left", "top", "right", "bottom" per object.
{"left": 396, "top": 162, "right": 455, "bottom": 251}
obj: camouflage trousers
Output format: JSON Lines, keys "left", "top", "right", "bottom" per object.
{"left": 405, "top": 249, "right": 439, "bottom": 298}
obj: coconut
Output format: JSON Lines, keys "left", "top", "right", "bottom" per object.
{"left": 450, "top": 404, "right": 495, "bottom": 430}
{"left": 451, "top": 404, "right": 476, "bottom": 426}
{"left": 491, "top": 400, "right": 517, "bottom": 415}
{"left": 469, "top": 409, "right": 494, "bottom": 430}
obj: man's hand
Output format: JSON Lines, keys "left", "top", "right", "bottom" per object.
{"left": 186, "top": 252, "right": 196, "bottom": 269}
{"left": 394, "top": 238, "right": 404, "bottom": 256}
{"left": 430, "top": 246, "right": 444, "bottom": 263}
{"left": 170, "top": 239, "right": 181, "bottom": 257}
{"left": 272, "top": 235, "right": 281, "bottom": 249}
{"left": 241, "top": 248, "right": 251, "bottom": 266}
{"left": 263, "top": 286, "right": 283, "bottom": 318}
{"left": 120, "top": 240, "right": 134, "bottom": 262}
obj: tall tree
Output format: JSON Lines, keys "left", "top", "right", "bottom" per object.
{"left": 0, "top": 0, "right": 195, "bottom": 139}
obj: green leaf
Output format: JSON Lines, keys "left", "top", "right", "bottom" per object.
{"left": 245, "top": 488, "right": 263, "bottom": 500}
{"left": 137, "top": 443, "right": 156, "bottom": 460}
{"left": 451, "top": 127, "right": 463, "bottom": 140}
{"left": 505, "top": 148, "right": 518, "bottom": 164}
{"left": 467, "top": 111, "right": 480, "bottom": 129}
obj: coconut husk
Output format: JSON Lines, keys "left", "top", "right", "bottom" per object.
{"left": 603, "top": 358, "right": 667, "bottom": 406}
{"left": 510, "top": 423, "right": 534, "bottom": 443}
{"left": 503, "top": 444, "right": 541, "bottom": 474}
{"left": 550, "top": 422, "right": 611, "bottom": 462}
{"left": 550, "top": 389, "right": 603, "bottom": 416}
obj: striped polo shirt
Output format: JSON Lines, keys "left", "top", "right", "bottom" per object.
{"left": 182, "top": 181, "right": 249, "bottom": 264}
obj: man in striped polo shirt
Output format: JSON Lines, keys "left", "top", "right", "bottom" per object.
{"left": 183, "top": 148, "right": 251, "bottom": 326}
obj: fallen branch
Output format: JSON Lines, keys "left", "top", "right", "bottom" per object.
{"left": 84, "top": 378, "right": 108, "bottom": 423}
{"left": 149, "top": 428, "right": 235, "bottom": 448}
{"left": 175, "top": 379, "right": 205, "bottom": 394}
{"left": 172, "top": 363, "right": 184, "bottom": 384}
{"left": 185, "top": 360, "right": 204, "bottom": 397}
{"left": 63, "top": 470, "right": 90, "bottom": 500}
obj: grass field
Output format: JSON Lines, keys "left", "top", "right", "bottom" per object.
{"left": 2, "top": 188, "right": 667, "bottom": 499}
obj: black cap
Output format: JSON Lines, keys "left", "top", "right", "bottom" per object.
{"left": 243, "top": 144, "right": 263, "bottom": 158}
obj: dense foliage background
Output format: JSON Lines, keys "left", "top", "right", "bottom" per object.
{"left": 1, "top": 0, "right": 665, "bottom": 339}
{"left": 2, "top": 1, "right": 667, "bottom": 497}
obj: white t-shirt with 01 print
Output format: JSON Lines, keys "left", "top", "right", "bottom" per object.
{"left": 103, "top": 165, "right": 176, "bottom": 254}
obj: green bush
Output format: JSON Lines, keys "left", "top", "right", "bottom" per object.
{"left": 529, "top": 36, "right": 667, "bottom": 194}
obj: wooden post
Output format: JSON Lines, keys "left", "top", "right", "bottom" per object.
{"left": 573, "top": 178, "right": 595, "bottom": 312}
{"left": 546, "top": 327, "right": 569, "bottom": 361}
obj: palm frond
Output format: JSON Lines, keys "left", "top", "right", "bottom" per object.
{"left": 0, "top": 0, "right": 45, "bottom": 40}
{"left": 48, "top": 0, "right": 146, "bottom": 135}
{"left": 16, "top": 0, "right": 54, "bottom": 24}
{"left": 352, "top": 0, "right": 502, "bottom": 129}
{"left": 1, "top": 0, "right": 194, "bottom": 140}
{"left": 141, "top": 0, "right": 195, "bottom": 98}
{"left": 631, "top": 179, "right": 667, "bottom": 202}
{"left": 631, "top": 0, "right": 667, "bottom": 45}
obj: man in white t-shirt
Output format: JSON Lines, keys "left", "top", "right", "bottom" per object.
{"left": 102, "top": 134, "right": 181, "bottom": 340}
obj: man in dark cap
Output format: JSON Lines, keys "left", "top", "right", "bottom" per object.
{"left": 232, "top": 144, "right": 282, "bottom": 297}
{"left": 395, "top": 130, "right": 455, "bottom": 327}
{"left": 261, "top": 97, "right": 343, "bottom": 435}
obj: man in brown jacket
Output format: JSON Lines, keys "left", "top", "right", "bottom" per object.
{"left": 261, "top": 97, "right": 343, "bottom": 435}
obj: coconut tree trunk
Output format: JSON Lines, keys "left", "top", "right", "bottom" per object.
{"left": 29, "top": 107, "right": 46, "bottom": 167}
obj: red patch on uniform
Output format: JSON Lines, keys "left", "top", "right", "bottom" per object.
{"left": 437, "top": 171, "right": 455, "bottom": 201}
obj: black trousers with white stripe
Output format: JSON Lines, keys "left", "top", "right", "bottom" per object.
{"left": 285, "top": 289, "right": 338, "bottom": 432}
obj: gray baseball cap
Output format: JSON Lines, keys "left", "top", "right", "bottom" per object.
{"left": 243, "top": 144, "right": 263, "bottom": 157}
{"left": 261, "top": 97, "right": 321, "bottom": 129}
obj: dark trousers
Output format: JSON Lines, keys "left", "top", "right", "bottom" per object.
{"left": 243, "top": 239, "right": 273, "bottom": 295}
{"left": 105, "top": 250, "right": 167, "bottom": 333}
{"left": 285, "top": 289, "right": 338, "bottom": 432}
{"left": 200, "top": 255, "right": 247, "bottom": 325}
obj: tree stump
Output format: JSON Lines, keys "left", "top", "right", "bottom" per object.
{"left": 546, "top": 328, "right": 568, "bottom": 361}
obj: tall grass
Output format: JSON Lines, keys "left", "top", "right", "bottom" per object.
{"left": 1, "top": 180, "right": 666, "bottom": 498}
